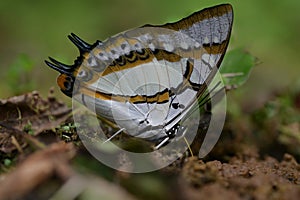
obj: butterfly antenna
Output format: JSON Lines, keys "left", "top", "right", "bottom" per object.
{"left": 68, "top": 33, "right": 93, "bottom": 54}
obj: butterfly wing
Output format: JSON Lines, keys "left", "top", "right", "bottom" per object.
{"left": 45, "top": 4, "right": 233, "bottom": 141}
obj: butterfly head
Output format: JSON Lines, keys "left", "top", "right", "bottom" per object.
{"left": 44, "top": 55, "right": 78, "bottom": 97}
{"left": 45, "top": 33, "right": 99, "bottom": 97}
{"left": 56, "top": 73, "right": 75, "bottom": 97}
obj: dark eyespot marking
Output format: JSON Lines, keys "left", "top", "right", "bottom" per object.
{"left": 87, "top": 57, "right": 95, "bottom": 65}
{"left": 134, "top": 43, "right": 142, "bottom": 50}
{"left": 121, "top": 44, "right": 127, "bottom": 50}
{"left": 77, "top": 70, "right": 86, "bottom": 78}
{"left": 172, "top": 103, "right": 185, "bottom": 109}
{"left": 172, "top": 103, "right": 179, "bottom": 109}
{"left": 139, "top": 119, "right": 149, "bottom": 125}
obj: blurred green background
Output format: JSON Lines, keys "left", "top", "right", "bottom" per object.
{"left": 0, "top": 0, "right": 299, "bottom": 107}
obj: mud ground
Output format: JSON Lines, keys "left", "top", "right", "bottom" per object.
{"left": 0, "top": 91, "right": 299, "bottom": 200}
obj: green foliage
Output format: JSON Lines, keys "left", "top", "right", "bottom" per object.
{"left": 3, "top": 158, "right": 12, "bottom": 167}
{"left": 220, "top": 48, "right": 256, "bottom": 88}
{"left": 56, "top": 123, "right": 79, "bottom": 143}
{"left": 23, "top": 120, "right": 34, "bottom": 135}
{"left": 6, "top": 54, "right": 35, "bottom": 95}
{"left": 0, "top": 154, "right": 16, "bottom": 173}
{"left": 250, "top": 85, "right": 300, "bottom": 159}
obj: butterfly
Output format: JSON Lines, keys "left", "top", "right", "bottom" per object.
{"left": 45, "top": 4, "right": 233, "bottom": 149}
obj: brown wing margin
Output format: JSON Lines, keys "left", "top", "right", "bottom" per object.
{"left": 143, "top": 4, "right": 233, "bottom": 32}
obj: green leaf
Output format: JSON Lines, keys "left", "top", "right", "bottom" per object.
{"left": 4, "top": 159, "right": 12, "bottom": 166}
{"left": 220, "top": 48, "right": 256, "bottom": 87}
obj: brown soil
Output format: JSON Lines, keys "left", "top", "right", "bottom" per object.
{"left": 0, "top": 91, "right": 299, "bottom": 200}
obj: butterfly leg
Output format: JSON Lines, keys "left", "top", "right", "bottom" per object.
{"left": 173, "top": 126, "right": 188, "bottom": 141}
{"left": 154, "top": 125, "right": 187, "bottom": 149}
{"left": 103, "top": 127, "right": 126, "bottom": 143}
{"left": 154, "top": 137, "right": 170, "bottom": 150}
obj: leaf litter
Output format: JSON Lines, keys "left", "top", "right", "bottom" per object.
{"left": 0, "top": 89, "right": 299, "bottom": 200}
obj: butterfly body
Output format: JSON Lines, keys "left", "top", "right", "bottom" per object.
{"left": 46, "top": 4, "right": 233, "bottom": 145}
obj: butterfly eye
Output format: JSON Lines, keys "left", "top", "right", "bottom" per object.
{"left": 56, "top": 74, "right": 74, "bottom": 97}
{"left": 63, "top": 80, "right": 72, "bottom": 90}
